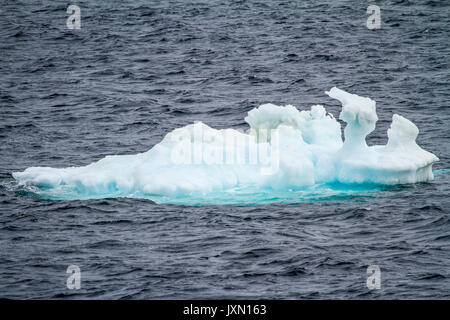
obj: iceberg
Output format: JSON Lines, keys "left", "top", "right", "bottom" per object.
{"left": 12, "top": 87, "right": 439, "bottom": 202}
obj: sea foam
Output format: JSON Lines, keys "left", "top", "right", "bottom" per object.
{"left": 12, "top": 87, "right": 439, "bottom": 202}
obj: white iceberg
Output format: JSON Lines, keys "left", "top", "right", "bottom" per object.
{"left": 12, "top": 87, "right": 439, "bottom": 201}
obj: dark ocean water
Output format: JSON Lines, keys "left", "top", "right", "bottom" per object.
{"left": 1, "top": 0, "right": 449, "bottom": 299}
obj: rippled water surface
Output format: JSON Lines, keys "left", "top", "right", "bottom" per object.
{"left": 1, "top": 0, "right": 449, "bottom": 299}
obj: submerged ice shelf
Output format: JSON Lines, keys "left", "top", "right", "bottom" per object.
{"left": 12, "top": 87, "right": 439, "bottom": 203}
